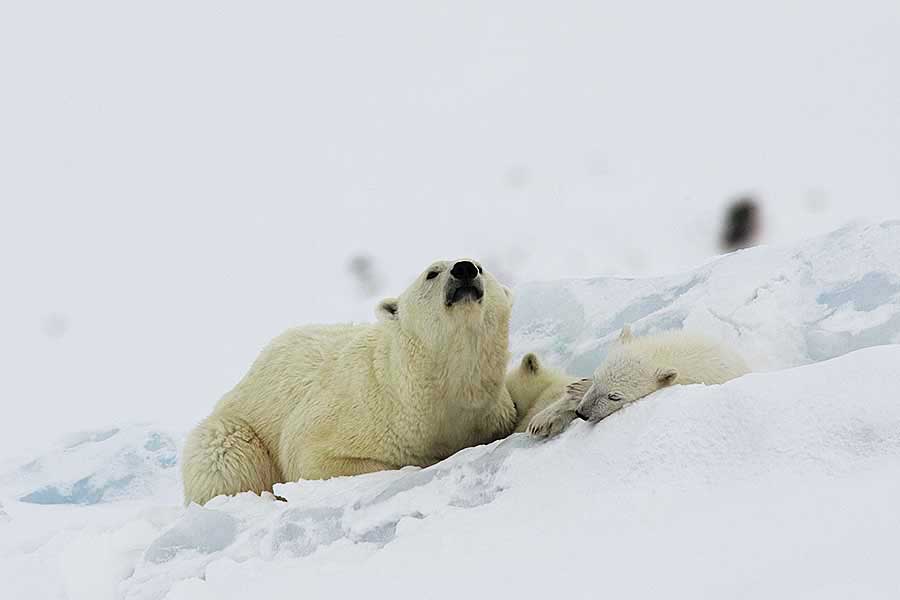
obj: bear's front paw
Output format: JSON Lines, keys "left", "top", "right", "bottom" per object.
{"left": 527, "top": 406, "right": 575, "bottom": 439}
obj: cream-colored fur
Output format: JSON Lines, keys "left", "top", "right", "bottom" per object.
{"left": 575, "top": 325, "right": 750, "bottom": 423}
{"left": 505, "top": 353, "right": 589, "bottom": 437}
{"left": 529, "top": 326, "right": 750, "bottom": 437}
{"left": 182, "top": 259, "right": 517, "bottom": 505}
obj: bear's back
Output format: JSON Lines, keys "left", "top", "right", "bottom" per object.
{"left": 213, "top": 323, "right": 377, "bottom": 451}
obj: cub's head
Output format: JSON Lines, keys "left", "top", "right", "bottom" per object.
{"left": 575, "top": 326, "right": 678, "bottom": 422}
{"left": 376, "top": 259, "right": 513, "bottom": 347}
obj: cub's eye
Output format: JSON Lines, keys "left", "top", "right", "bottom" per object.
{"left": 426, "top": 270, "right": 440, "bottom": 280}
{"left": 608, "top": 393, "right": 623, "bottom": 402}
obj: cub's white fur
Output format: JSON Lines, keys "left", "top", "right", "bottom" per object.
{"left": 576, "top": 325, "right": 750, "bottom": 422}
{"left": 182, "top": 259, "right": 517, "bottom": 505}
{"left": 530, "top": 326, "right": 750, "bottom": 437}
{"left": 505, "top": 353, "right": 589, "bottom": 437}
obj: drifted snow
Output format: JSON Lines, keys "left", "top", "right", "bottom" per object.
{"left": 2, "top": 223, "right": 900, "bottom": 599}
{"left": 510, "top": 220, "right": 900, "bottom": 374}
{"left": 128, "top": 347, "right": 900, "bottom": 600}
{"left": 0, "top": 425, "right": 181, "bottom": 506}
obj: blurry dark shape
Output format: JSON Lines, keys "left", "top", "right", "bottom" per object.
{"left": 720, "top": 197, "right": 761, "bottom": 252}
{"left": 347, "top": 254, "right": 384, "bottom": 298}
{"left": 504, "top": 165, "right": 532, "bottom": 190}
{"left": 42, "top": 313, "right": 70, "bottom": 339}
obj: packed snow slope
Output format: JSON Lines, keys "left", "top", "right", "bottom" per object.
{"left": 2, "top": 222, "right": 900, "bottom": 600}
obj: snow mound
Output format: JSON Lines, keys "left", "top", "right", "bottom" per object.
{"left": 122, "top": 437, "right": 528, "bottom": 600}
{"left": 0, "top": 424, "right": 181, "bottom": 505}
{"left": 4, "top": 223, "right": 900, "bottom": 599}
{"left": 511, "top": 221, "right": 900, "bottom": 374}
{"left": 116, "top": 345, "right": 900, "bottom": 600}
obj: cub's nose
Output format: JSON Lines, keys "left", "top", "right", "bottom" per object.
{"left": 575, "top": 409, "right": 588, "bottom": 420}
{"left": 450, "top": 261, "right": 479, "bottom": 280}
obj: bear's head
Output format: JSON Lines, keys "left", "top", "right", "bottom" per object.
{"left": 376, "top": 259, "right": 513, "bottom": 350}
{"left": 575, "top": 326, "right": 678, "bottom": 422}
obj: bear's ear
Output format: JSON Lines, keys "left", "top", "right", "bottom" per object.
{"left": 502, "top": 285, "right": 514, "bottom": 304}
{"left": 521, "top": 352, "right": 540, "bottom": 374}
{"left": 376, "top": 298, "right": 399, "bottom": 322}
{"left": 656, "top": 368, "right": 678, "bottom": 386}
{"left": 618, "top": 325, "right": 634, "bottom": 344}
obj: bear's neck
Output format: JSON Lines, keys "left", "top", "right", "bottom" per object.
{"left": 394, "top": 322, "right": 509, "bottom": 414}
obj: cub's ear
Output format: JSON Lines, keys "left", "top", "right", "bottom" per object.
{"left": 656, "top": 368, "right": 678, "bottom": 386}
{"left": 376, "top": 298, "right": 399, "bottom": 322}
{"left": 521, "top": 352, "right": 540, "bottom": 374}
{"left": 502, "top": 285, "right": 514, "bottom": 304}
{"left": 618, "top": 325, "right": 634, "bottom": 343}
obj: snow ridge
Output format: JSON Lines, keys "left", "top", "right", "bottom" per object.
{"left": 511, "top": 220, "right": 900, "bottom": 374}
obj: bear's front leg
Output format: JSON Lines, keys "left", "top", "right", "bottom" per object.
{"left": 527, "top": 378, "right": 591, "bottom": 439}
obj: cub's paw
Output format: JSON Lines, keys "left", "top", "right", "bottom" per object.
{"left": 527, "top": 405, "right": 575, "bottom": 439}
{"left": 566, "top": 377, "right": 592, "bottom": 398}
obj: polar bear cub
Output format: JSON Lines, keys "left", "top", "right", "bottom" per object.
{"left": 505, "top": 353, "right": 590, "bottom": 436}
{"left": 529, "top": 326, "right": 749, "bottom": 437}
{"left": 182, "top": 259, "right": 517, "bottom": 506}
{"left": 575, "top": 325, "right": 750, "bottom": 422}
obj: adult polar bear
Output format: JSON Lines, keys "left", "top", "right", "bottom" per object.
{"left": 182, "top": 259, "right": 517, "bottom": 505}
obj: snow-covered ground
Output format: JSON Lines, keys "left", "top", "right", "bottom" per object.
{"left": 2, "top": 222, "right": 900, "bottom": 599}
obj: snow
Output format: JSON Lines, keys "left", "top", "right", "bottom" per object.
{"left": 4, "top": 1, "right": 900, "bottom": 593}
{"left": 510, "top": 220, "right": 900, "bottom": 374}
{"left": 2, "top": 223, "right": 900, "bottom": 599}
{"left": 57, "top": 346, "right": 900, "bottom": 600}
{"left": 1, "top": 425, "right": 181, "bottom": 506}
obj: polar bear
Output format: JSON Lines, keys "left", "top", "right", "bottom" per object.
{"left": 504, "top": 353, "right": 590, "bottom": 437}
{"left": 528, "top": 326, "right": 749, "bottom": 437}
{"left": 575, "top": 325, "right": 750, "bottom": 422}
{"left": 182, "top": 259, "right": 517, "bottom": 505}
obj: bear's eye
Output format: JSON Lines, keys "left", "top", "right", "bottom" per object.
{"left": 477, "top": 265, "right": 483, "bottom": 274}
{"left": 608, "top": 393, "right": 623, "bottom": 402}
{"left": 426, "top": 270, "right": 440, "bottom": 280}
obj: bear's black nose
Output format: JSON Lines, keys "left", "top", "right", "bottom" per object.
{"left": 575, "top": 409, "right": 588, "bottom": 420}
{"left": 450, "top": 261, "right": 479, "bottom": 281}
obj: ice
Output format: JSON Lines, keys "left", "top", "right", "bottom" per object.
{"left": 144, "top": 506, "right": 238, "bottom": 563}
{"left": 19, "top": 475, "right": 138, "bottom": 505}
{"left": 0, "top": 424, "right": 181, "bottom": 506}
